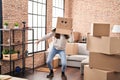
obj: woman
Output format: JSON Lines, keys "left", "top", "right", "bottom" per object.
{"left": 36, "top": 28, "right": 70, "bottom": 79}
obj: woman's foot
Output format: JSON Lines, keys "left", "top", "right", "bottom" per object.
{"left": 61, "top": 72, "right": 67, "bottom": 80}
{"left": 47, "top": 70, "right": 54, "bottom": 78}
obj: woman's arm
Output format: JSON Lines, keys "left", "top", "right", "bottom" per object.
{"left": 36, "top": 32, "right": 54, "bottom": 44}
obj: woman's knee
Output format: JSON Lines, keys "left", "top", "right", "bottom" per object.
{"left": 46, "top": 60, "right": 51, "bottom": 64}
{"left": 61, "top": 62, "right": 66, "bottom": 66}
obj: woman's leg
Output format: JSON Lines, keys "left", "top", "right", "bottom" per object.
{"left": 46, "top": 47, "right": 57, "bottom": 78}
{"left": 46, "top": 47, "right": 57, "bottom": 70}
{"left": 59, "top": 50, "right": 67, "bottom": 80}
{"left": 59, "top": 50, "right": 67, "bottom": 73}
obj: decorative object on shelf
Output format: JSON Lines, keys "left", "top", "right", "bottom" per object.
{"left": 25, "top": 50, "right": 28, "bottom": 57}
{"left": 2, "top": 49, "right": 18, "bottom": 60}
{"left": 2, "top": 49, "right": 9, "bottom": 54}
{"left": 14, "top": 22, "right": 19, "bottom": 29}
{"left": 7, "top": 39, "right": 10, "bottom": 43}
{"left": 81, "top": 36, "right": 87, "bottom": 43}
{"left": 112, "top": 25, "right": 120, "bottom": 37}
{"left": 3, "top": 22, "right": 9, "bottom": 29}
{"left": 22, "top": 21, "right": 26, "bottom": 28}
{"left": 17, "top": 50, "right": 20, "bottom": 59}
{"left": 14, "top": 40, "right": 21, "bottom": 44}
{"left": 15, "top": 66, "right": 21, "bottom": 73}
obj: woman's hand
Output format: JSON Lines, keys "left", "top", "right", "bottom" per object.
{"left": 35, "top": 40, "right": 40, "bottom": 45}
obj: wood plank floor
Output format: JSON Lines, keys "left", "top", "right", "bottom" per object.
{"left": 20, "top": 66, "right": 83, "bottom": 80}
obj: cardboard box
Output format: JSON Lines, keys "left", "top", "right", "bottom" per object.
{"left": 65, "top": 43, "right": 78, "bottom": 55}
{"left": 87, "top": 35, "right": 120, "bottom": 55}
{"left": 89, "top": 52, "right": 120, "bottom": 72}
{"left": 72, "top": 32, "right": 80, "bottom": 42}
{"left": 84, "top": 65, "right": 120, "bottom": 80}
{"left": 0, "top": 75, "right": 12, "bottom": 80}
{"left": 52, "top": 57, "right": 59, "bottom": 68}
{"left": 56, "top": 17, "right": 72, "bottom": 35}
{"left": 3, "top": 53, "right": 18, "bottom": 60}
{"left": 91, "top": 23, "right": 110, "bottom": 37}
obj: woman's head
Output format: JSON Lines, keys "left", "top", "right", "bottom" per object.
{"left": 55, "top": 33, "right": 69, "bottom": 39}
{"left": 52, "top": 28, "right": 69, "bottom": 39}
{"left": 52, "top": 28, "right": 56, "bottom": 32}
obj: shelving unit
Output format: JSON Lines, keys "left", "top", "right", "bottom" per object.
{"left": 0, "top": 27, "right": 34, "bottom": 75}
{"left": 0, "top": 61, "right": 1, "bottom": 74}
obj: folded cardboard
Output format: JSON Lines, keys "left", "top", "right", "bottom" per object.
{"left": 56, "top": 17, "right": 72, "bottom": 35}
{"left": 65, "top": 43, "right": 78, "bottom": 55}
{"left": 89, "top": 52, "right": 120, "bottom": 72}
{"left": 91, "top": 23, "right": 110, "bottom": 37}
{"left": 72, "top": 32, "right": 80, "bottom": 42}
{"left": 84, "top": 65, "right": 120, "bottom": 80}
{"left": 87, "top": 35, "right": 120, "bottom": 55}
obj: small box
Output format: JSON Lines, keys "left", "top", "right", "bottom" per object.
{"left": 91, "top": 23, "right": 110, "bottom": 37}
{"left": 72, "top": 32, "right": 80, "bottom": 42}
{"left": 3, "top": 53, "right": 18, "bottom": 60}
{"left": 52, "top": 57, "right": 59, "bottom": 68}
{"left": 89, "top": 52, "right": 120, "bottom": 72}
{"left": 56, "top": 17, "right": 72, "bottom": 35}
{"left": 84, "top": 65, "right": 120, "bottom": 80}
{"left": 87, "top": 34, "right": 120, "bottom": 55}
{"left": 65, "top": 43, "right": 78, "bottom": 55}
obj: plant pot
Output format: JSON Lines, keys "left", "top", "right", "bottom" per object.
{"left": 14, "top": 26, "right": 19, "bottom": 29}
{"left": 3, "top": 25, "right": 8, "bottom": 29}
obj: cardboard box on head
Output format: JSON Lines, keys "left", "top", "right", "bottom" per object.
{"left": 56, "top": 17, "right": 72, "bottom": 35}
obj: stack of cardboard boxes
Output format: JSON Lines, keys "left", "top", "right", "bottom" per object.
{"left": 84, "top": 23, "right": 120, "bottom": 80}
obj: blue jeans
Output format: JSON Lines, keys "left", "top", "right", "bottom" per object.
{"left": 46, "top": 46, "right": 67, "bottom": 72}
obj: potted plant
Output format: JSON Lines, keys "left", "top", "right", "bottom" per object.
{"left": 2, "top": 49, "right": 18, "bottom": 60}
{"left": 14, "top": 22, "right": 19, "bottom": 29}
{"left": 3, "top": 22, "right": 9, "bottom": 29}
{"left": 2, "top": 49, "right": 9, "bottom": 54}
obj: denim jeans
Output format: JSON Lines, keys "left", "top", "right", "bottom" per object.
{"left": 46, "top": 46, "right": 66, "bottom": 72}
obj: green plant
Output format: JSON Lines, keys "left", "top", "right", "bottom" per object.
{"left": 14, "top": 22, "right": 19, "bottom": 27}
{"left": 2, "top": 49, "right": 9, "bottom": 54}
{"left": 9, "top": 49, "right": 17, "bottom": 54}
{"left": 4, "top": 22, "right": 8, "bottom": 26}
{"left": 2, "top": 49, "right": 17, "bottom": 54}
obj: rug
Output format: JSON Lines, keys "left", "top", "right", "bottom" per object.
{"left": 0, "top": 75, "right": 12, "bottom": 80}
{"left": 35, "top": 67, "right": 56, "bottom": 72}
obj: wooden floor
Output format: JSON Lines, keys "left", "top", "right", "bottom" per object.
{"left": 17, "top": 66, "right": 83, "bottom": 80}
